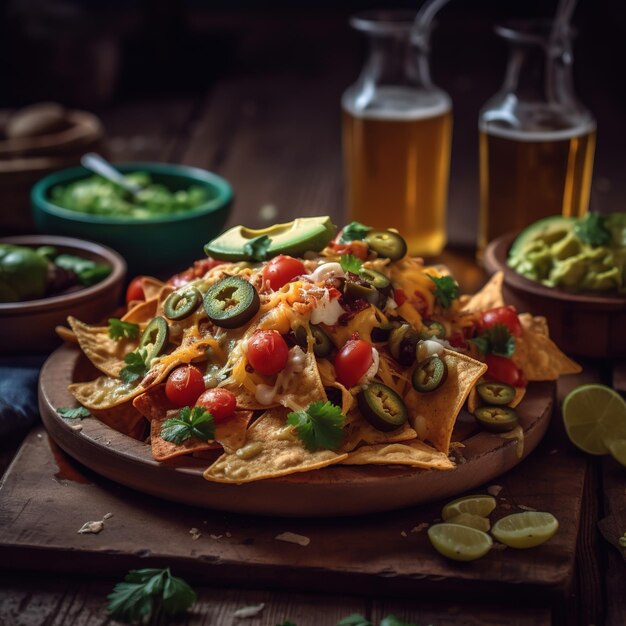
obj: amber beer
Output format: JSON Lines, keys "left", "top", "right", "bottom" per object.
{"left": 478, "top": 123, "right": 596, "bottom": 252}
{"left": 342, "top": 94, "right": 452, "bottom": 257}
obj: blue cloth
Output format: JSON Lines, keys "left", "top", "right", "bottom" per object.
{"left": 0, "top": 356, "right": 46, "bottom": 436}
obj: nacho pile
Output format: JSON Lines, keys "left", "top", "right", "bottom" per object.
{"left": 59, "top": 220, "right": 581, "bottom": 484}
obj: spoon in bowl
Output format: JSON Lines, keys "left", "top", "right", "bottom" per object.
{"left": 80, "top": 152, "right": 143, "bottom": 198}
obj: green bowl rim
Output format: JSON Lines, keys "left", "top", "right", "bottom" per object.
{"left": 31, "top": 161, "right": 233, "bottom": 226}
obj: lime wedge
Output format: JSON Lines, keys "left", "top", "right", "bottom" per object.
{"left": 491, "top": 512, "right": 559, "bottom": 549}
{"left": 608, "top": 440, "right": 626, "bottom": 468}
{"left": 428, "top": 523, "right": 493, "bottom": 561}
{"left": 446, "top": 513, "right": 491, "bottom": 532}
{"left": 441, "top": 494, "right": 497, "bottom": 521}
{"left": 562, "top": 384, "right": 626, "bottom": 455}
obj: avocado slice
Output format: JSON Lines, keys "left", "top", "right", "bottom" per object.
{"left": 204, "top": 216, "right": 337, "bottom": 261}
{"left": 509, "top": 215, "right": 576, "bottom": 258}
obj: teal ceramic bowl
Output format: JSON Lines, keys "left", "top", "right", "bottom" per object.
{"left": 32, "top": 162, "right": 232, "bottom": 275}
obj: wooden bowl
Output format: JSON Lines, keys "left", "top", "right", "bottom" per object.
{"left": 0, "top": 236, "right": 125, "bottom": 354}
{"left": 484, "top": 233, "right": 626, "bottom": 358}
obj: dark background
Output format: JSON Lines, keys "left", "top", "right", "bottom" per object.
{"left": 2, "top": 0, "right": 625, "bottom": 244}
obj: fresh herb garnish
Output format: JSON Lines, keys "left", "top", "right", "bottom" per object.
{"left": 54, "top": 254, "right": 112, "bottom": 287}
{"left": 57, "top": 406, "right": 92, "bottom": 419}
{"left": 470, "top": 323, "right": 515, "bottom": 357}
{"left": 287, "top": 401, "right": 346, "bottom": 452}
{"left": 106, "top": 567, "right": 196, "bottom": 624}
{"left": 161, "top": 406, "right": 215, "bottom": 444}
{"left": 120, "top": 348, "right": 149, "bottom": 385}
{"left": 338, "top": 616, "right": 419, "bottom": 626}
{"left": 244, "top": 235, "right": 272, "bottom": 261}
{"left": 108, "top": 318, "right": 140, "bottom": 341}
{"left": 428, "top": 274, "right": 459, "bottom": 308}
{"left": 340, "top": 221, "right": 372, "bottom": 243}
{"left": 574, "top": 212, "right": 611, "bottom": 247}
{"left": 340, "top": 254, "right": 363, "bottom": 274}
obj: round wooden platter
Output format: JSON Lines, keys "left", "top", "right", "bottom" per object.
{"left": 39, "top": 344, "right": 555, "bottom": 518}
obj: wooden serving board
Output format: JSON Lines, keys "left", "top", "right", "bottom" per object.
{"left": 39, "top": 345, "right": 554, "bottom": 517}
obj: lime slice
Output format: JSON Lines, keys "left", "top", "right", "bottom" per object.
{"left": 428, "top": 523, "right": 493, "bottom": 561}
{"left": 441, "top": 494, "right": 497, "bottom": 521}
{"left": 562, "top": 384, "right": 626, "bottom": 455}
{"left": 491, "top": 512, "right": 559, "bottom": 549}
{"left": 608, "top": 439, "right": 626, "bottom": 468}
{"left": 446, "top": 513, "right": 491, "bottom": 532}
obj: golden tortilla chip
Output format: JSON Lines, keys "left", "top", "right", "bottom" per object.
{"left": 91, "top": 402, "right": 147, "bottom": 439}
{"left": 122, "top": 298, "right": 158, "bottom": 324}
{"left": 133, "top": 384, "right": 173, "bottom": 421}
{"left": 341, "top": 415, "right": 417, "bottom": 452}
{"left": 68, "top": 316, "right": 136, "bottom": 378}
{"left": 404, "top": 350, "right": 487, "bottom": 453}
{"left": 204, "top": 408, "right": 348, "bottom": 483}
{"left": 461, "top": 272, "right": 505, "bottom": 313}
{"left": 518, "top": 312, "right": 549, "bottom": 337}
{"left": 341, "top": 440, "right": 454, "bottom": 470}
{"left": 55, "top": 325, "right": 77, "bottom": 344}
{"left": 513, "top": 327, "right": 581, "bottom": 381}
{"left": 141, "top": 277, "right": 166, "bottom": 301}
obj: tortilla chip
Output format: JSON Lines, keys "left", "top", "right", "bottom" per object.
{"left": 91, "top": 402, "right": 147, "bottom": 439}
{"left": 317, "top": 358, "right": 355, "bottom": 416}
{"left": 461, "top": 272, "right": 504, "bottom": 313}
{"left": 133, "top": 384, "right": 174, "bottom": 421}
{"left": 204, "top": 408, "right": 348, "bottom": 483}
{"left": 518, "top": 312, "right": 549, "bottom": 337}
{"left": 404, "top": 350, "right": 487, "bottom": 453}
{"left": 122, "top": 298, "right": 158, "bottom": 324}
{"left": 341, "top": 415, "right": 417, "bottom": 452}
{"left": 341, "top": 440, "right": 454, "bottom": 470}
{"left": 68, "top": 316, "right": 136, "bottom": 378}
{"left": 141, "top": 277, "right": 166, "bottom": 301}
{"left": 513, "top": 327, "right": 581, "bottom": 381}
{"left": 55, "top": 325, "right": 77, "bottom": 344}
{"left": 509, "top": 386, "right": 527, "bottom": 408}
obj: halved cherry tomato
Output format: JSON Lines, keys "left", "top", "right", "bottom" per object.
{"left": 393, "top": 288, "right": 407, "bottom": 306}
{"left": 126, "top": 276, "right": 145, "bottom": 304}
{"left": 247, "top": 330, "right": 289, "bottom": 376}
{"left": 165, "top": 365, "right": 206, "bottom": 407}
{"left": 481, "top": 306, "right": 522, "bottom": 337}
{"left": 335, "top": 339, "right": 373, "bottom": 388}
{"left": 262, "top": 255, "right": 306, "bottom": 291}
{"left": 328, "top": 240, "right": 369, "bottom": 261}
{"left": 168, "top": 258, "right": 226, "bottom": 289}
{"left": 196, "top": 388, "right": 237, "bottom": 422}
{"left": 485, "top": 354, "right": 525, "bottom": 387}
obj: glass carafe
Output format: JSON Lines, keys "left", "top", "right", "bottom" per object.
{"left": 342, "top": 11, "right": 452, "bottom": 257}
{"left": 478, "top": 20, "right": 596, "bottom": 252}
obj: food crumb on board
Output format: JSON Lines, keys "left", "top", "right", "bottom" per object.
{"left": 69, "top": 423, "right": 83, "bottom": 432}
{"left": 550, "top": 449, "right": 559, "bottom": 455}
{"left": 411, "top": 523, "right": 429, "bottom": 533}
{"left": 77, "top": 513, "right": 113, "bottom": 535}
{"left": 487, "top": 485, "right": 503, "bottom": 497}
{"left": 36, "top": 433, "right": 43, "bottom": 440}
{"left": 189, "top": 528, "right": 202, "bottom": 540}
{"left": 518, "top": 504, "right": 537, "bottom": 511}
{"left": 275, "top": 532, "right": 310, "bottom": 546}
{"left": 400, "top": 531, "right": 408, "bottom": 537}
{"left": 492, "top": 542, "right": 508, "bottom": 551}
{"left": 233, "top": 603, "right": 265, "bottom": 618}
{"left": 226, "top": 531, "right": 232, "bottom": 537}
{"left": 210, "top": 534, "right": 223, "bottom": 540}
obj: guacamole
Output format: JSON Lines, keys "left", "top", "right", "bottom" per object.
{"left": 508, "top": 212, "right": 626, "bottom": 293}
{"left": 51, "top": 172, "right": 210, "bottom": 219}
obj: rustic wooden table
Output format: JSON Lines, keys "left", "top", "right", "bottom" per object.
{"left": 1, "top": 14, "right": 625, "bottom": 625}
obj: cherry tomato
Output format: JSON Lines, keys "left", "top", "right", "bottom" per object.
{"left": 262, "top": 255, "right": 306, "bottom": 291}
{"left": 196, "top": 388, "right": 237, "bottom": 422}
{"left": 168, "top": 258, "right": 226, "bottom": 289}
{"left": 485, "top": 355, "right": 525, "bottom": 387}
{"left": 335, "top": 339, "right": 373, "bottom": 389}
{"left": 247, "top": 330, "right": 289, "bottom": 376}
{"left": 481, "top": 306, "right": 523, "bottom": 337}
{"left": 448, "top": 331, "right": 466, "bottom": 349}
{"left": 329, "top": 240, "right": 369, "bottom": 261}
{"left": 165, "top": 365, "right": 206, "bottom": 407}
{"left": 393, "top": 288, "right": 407, "bottom": 306}
{"left": 126, "top": 276, "right": 145, "bottom": 304}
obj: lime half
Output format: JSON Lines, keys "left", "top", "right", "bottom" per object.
{"left": 428, "top": 523, "right": 493, "bottom": 561}
{"left": 442, "top": 494, "right": 497, "bottom": 521}
{"left": 562, "top": 384, "right": 626, "bottom": 455}
{"left": 491, "top": 512, "right": 559, "bottom": 549}
{"left": 446, "top": 513, "right": 491, "bottom": 532}
{"left": 608, "top": 440, "right": 626, "bottom": 468}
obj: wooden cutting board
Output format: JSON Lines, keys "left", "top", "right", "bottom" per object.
{"left": 0, "top": 414, "right": 587, "bottom": 602}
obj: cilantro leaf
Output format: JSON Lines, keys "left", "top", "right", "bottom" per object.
{"left": 57, "top": 406, "right": 92, "bottom": 419}
{"left": 380, "top": 616, "right": 419, "bottom": 626}
{"left": 428, "top": 274, "right": 459, "bottom": 308}
{"left": 574, "top": 212, "right": 611, "bottom": 247}
{"left": 338, "top": 616, "right": 373, "bottom": 626}
{"left": 469, "top": 323, "right": 515, "bottom": 357}
{"left": 119, "top": 348, "right": 149, "bottom": 385}
{"left": 468, "top": 335, "right": 490, "bottom": 356}
{"left": 340, "top": 254, "right": 363, "bottom": 274}
{"left": 107, "top": 567, "right": 196, "bottom": 623}
{"left": 161, "top": 406, "right": 215, "bottom": 444}
{"left": 244, "top": 235, "right": 272, "bottom": 261}
{"left": 287, "top": 401, "right": 346, "bottom": 452}
{"left": 340, "top": 221, "right": 372, "bottom": 243}
{"left": 108, "top": 318, "right": 140, "bottom": 341}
